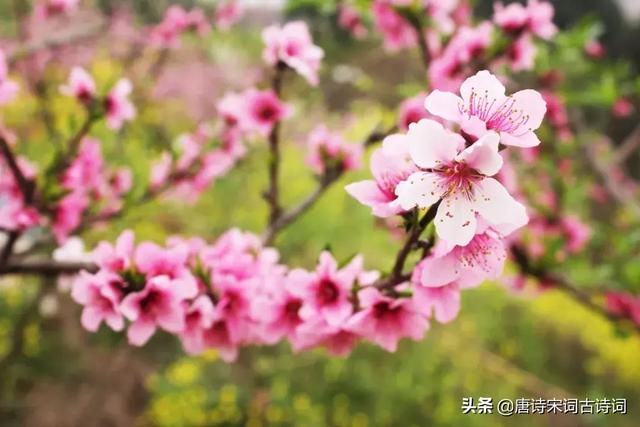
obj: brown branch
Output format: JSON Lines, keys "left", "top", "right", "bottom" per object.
{"left": 0, "top": 136, "right": 37, "bottom": 266}
{"left": 264, "top": 62, "right": 287, "bottom": 226}
{"left": 612, "top": 123, "right": 640, "bottom": 165}
{"left": 509, "top": 244, "right": 640, "bottom": 334}
{"left": 377, "top": 202, "right": 440, "bottom": 291}
{"left": 403, "top": 10, "right": 430, "bottom": 72}
{"left": 0, "top": 259, "right": 97, "bottom": 276}
{"left": 262, "top": 125, "right": 394, "bottom": 245}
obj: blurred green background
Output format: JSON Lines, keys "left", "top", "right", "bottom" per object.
{"left": 1, "top": 0, "right": 640, "bottom": 426}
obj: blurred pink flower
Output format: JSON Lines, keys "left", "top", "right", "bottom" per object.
{"left": 214, "top": 1, "right": 244, "bottom": 32}
{"left": 0, "top": 50, "right": 18, "bottom": 105}
{"left": 372, "top": 0, "right": 417, "bottom": 52}
{"left": 60, "top": 66, "right": 96, "bottom": 104}
{"left": 338, "top": 5, "right": 368, "bottom": 39}
{"left": 245, "top": 89, "right": 291, "bottom": 136}
{"left": 71, "top": 271, "right": 125, "bottom": 332}
{"left": 612, "top": 98, "right": 634, "bottom": 118}
{"left": 346, "top": 287, "right": 428, "bottom": 352}
{"left": 104, "top": 79, "right": 136, "bottom": 130}
{"left": 262, "top": 21, "right": 324, "bottom": 86}
{"left": 305, "top": 125, "right": 362, "bottom": 174}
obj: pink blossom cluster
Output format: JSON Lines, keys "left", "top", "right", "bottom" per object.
{"left": 150, "top": 5, "right": 210, "bottom": 48}
{"left": 217, "top": 88, "right": 292, "bottom": 138}
{"left": 262, "top": 21, "right": 324, "bottom": 86}
{"left": 605, "top": 292, "right": 640, "bottom": 326}
{"left": 60, "top": 67, "right": 136, "bottom": 130}
{"left": 347, "top": 70, "right": 546, "bottom": 296}
{"left": 53, "top": 138, "right": 132, "bottom": 242}
{"left": 305, "top": 125, "right": 362, "bottom": 175}
{"left": 338, "top": 5, "right": 368, "bottom": 39}
{"left": 71, "top": 229, "right": 462, "bottom": 358}
{"left": 149, "top": 124, "right": 245, "bottom": 202}
{"left": 214, "top": 1, "right": 244, "bottom": 32}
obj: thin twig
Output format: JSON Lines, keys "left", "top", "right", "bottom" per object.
{"left": 264, "top": 62, "right": 287, "bottom": 226}
{"left": 0, "top": 259, "right": 97, "bottom": 276}
{"left": 509, "top": 244, "right": 640, "bottom": 334}
{"left": 612, "top": 123, "right": 640, "bottom": 165}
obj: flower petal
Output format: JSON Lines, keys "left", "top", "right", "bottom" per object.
{"left": 511, "top": 89, "right": 547, "bottom": 131}
{"left": 394, "top": 172, "right": 443, "bottom": 210}
{"left": 500, "top": 130, "right": 541, "bottom": 148}
{"left": 424, "top": 90, "right": 463, "bottom": 121}
{"left": 456, "top": 132, "right": 503, "bottom": 176}
{"left": 435, "top": 195, "right": 477, "bottom": 246}
{"left": 407, "top": 119, "right": 461, "bottom": 169}
{"left": 460, "top": 70, "right": 507, "bottom": 105}
{"left": 474, "top": 177, "right": 528, "bottom": 232}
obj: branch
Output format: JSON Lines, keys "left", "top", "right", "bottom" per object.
{"left": 262, "top": 125, "right": 395, "bottom": 245}
{"left": 264, "top": 62, "right": 287, "bottom": 226}
{"left": 509, "top": 244, "right": 640, "bottom": 334}
{"left": 403, "top": 10, "right": 430, "bottom": 72}
{"left": 583, "top": 141, "right": 640, "bottom": 217}
{"left": 377, "top": 202, "right": 440, "bottom": 291}
{"left": 612, "top": 123, "right": 640, "bottom": 165}
{"left": 0, "top": 259, "right": 97, "bottom": 276}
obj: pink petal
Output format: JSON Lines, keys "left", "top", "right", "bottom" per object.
{"left": 127, "top": 319, "right": 157, "bottom": 346}
{"left": 500, "top": 130, "right": 541, "bottom": 148}
{"left": 157, "top": 306, "right": 185, "bottom": 333}
{"left": 81, "top": 307, "right": 103, "bottom": 332}
{"left": 510, "top": 89, "right": 546, "bottom": 131}
{"left": 460, "top": 70, "right": 506, "bottom": 105}
{"left": 456, "top": 132, "right": 502, "bottom": 176}
{"left": 407, "top": 119, "right": 461, "bottom": 169}
{"left": 424, "top": 90, "right": 463, "bottom": 122}
{"left": 419, "top": 253, "right": 459, "bottom": 287}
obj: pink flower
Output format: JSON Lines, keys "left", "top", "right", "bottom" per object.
{"left": 93, "top": 229, "right": 135, "bottom": 273}
{"left": 244, "top": 89, "right": 291, "bottom": 136}
{"left": 338, "top": 5, "right": 368, "bottom": 39}
{"left": 60, "top": 67, "right": 96, "bottom": 105}
{"left": 613, "top": 98, "right": 634, "bottom": 118}
{"left": 215, "top": 1, "right": 244, "bottom": 32}
{"left": 345, "top": 135, "right": 417, "bottom": 217}
{"left": 105, "top": 79, "right": 136, "bottom": 130}
{"left": 526, "top": 0, "right": 557, "bottom": 40}
{"left": 71, "top": 271, "right": 125, "bottom": 332}
{"left": 134, "top": 241, "right": 192, "bottom": 280}
{"left": 412, "top": 283, "right": 461, "bottom": 324}
{"left": 149, "top": 5, "right": 209, "bottom": 47}
{"left": 202, "top": 316, "right": 239, "bottom": 362}
{"left": 417, "top": 227, "right": 507, "bottom": 288}
{"left": 295, "top": 318, "right": 358, "bottom": 356}
{"left": 254, "top": 277, "right": 305, "bottom": 345}
{"left": 605, "top": 292, "right": 640, "bottom": 325}
{"left": 372, "top": 0, "right": 416, "bottom": 52}
{"left": 425, "top": 70, "right": 547, "bottom": 147}
{"left": 346, "top": 287, "right": 428, "bottom": 352}
{"left": 585, "top": 40, "right": 605, "bottom": 59}
{"left": 394, "top": 119, "right": 528, "bottom": 246}
{"left": 212, "top": 276, "right": 254, "bottom": 344}
{"left": 290, "top": 251, "right": 361, "bottom": 326}
{"left": 0, "top": 50, "right": 18, "bottom": 105}
{"left": 398, "top": 93, "right": 431, "bottom": 131}
{"left": 149, "top": 152, "right": 172, "bottom": 191}
{"left": 560, "top": 215, "right": 590, "bottom": 253}
{"left": 180, "top": 295, "right": 215, "bottom": 355}
{"left": 493, "top": 0, "right": 557, "bottom": 40}
{"left": 262, "top": 21, "right": 324, "bottom": 86}
{"left": 506, "top": 34, "right": 536, "bottom": 72}
{"left": 120, "top": 275, "right": 196, "bottom": 346}
{"left": 305, "top": 125, "right": 362, "bottom": 174}
{"left": 53, "top": 192, "right": 89, "bottom": 243}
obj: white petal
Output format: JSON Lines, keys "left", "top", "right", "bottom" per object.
{"left": 434, "top": 195, "right": 477, "bottom": 246}
{"left": 406, "top": 119, "right": 461, "bottom": 169}
{"left": 394, "top": 172, "right": 444, "bottom": 210}
{"left": 474, "top": 178, "right": 528, "bottom": 232}
{"left": 456, "top": 132, "right": 503, "bottom": 176}
{"left": 424, "top": 90, "right": 463, "bottom": 122}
